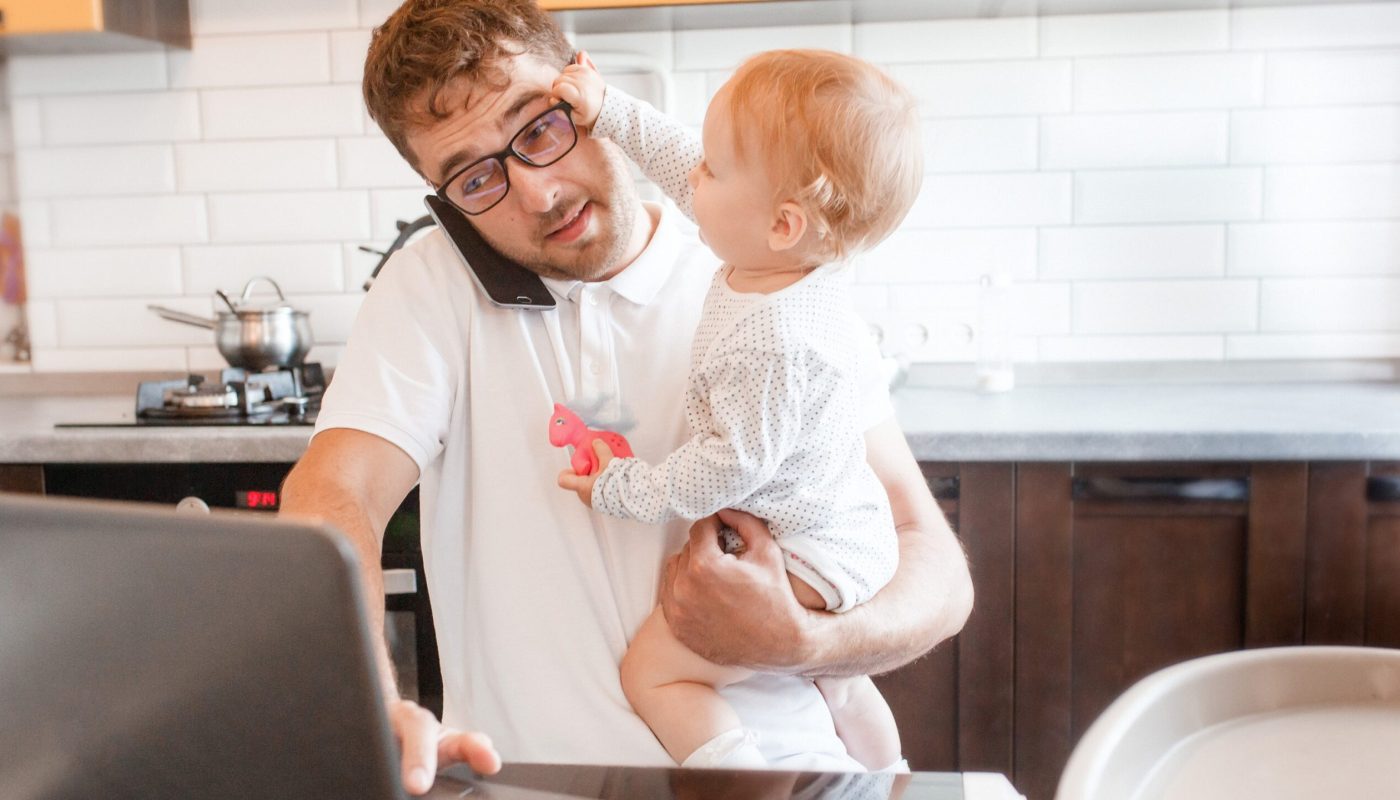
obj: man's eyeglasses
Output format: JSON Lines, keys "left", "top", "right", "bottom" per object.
{"left": 434, "top": 101, "right": 578, "bottom": 216}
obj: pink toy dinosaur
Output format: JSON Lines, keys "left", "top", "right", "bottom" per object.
{"left": 548, "top": 403, "right": 634, "bottom": 476}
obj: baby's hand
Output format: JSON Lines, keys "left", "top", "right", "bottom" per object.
{"left": 557, "top": 467, "right": 598, "bottom": 508}
{"left": 554, "top": 51, "right": 606, "bottom": 130}
{"left": 556, "top": 439, "right": 616, "bottom": 508}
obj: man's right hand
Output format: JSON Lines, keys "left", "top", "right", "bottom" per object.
{"left": 660, "top": 509, "right": 814, "bottom": 674}
{"left": 389, "top": 698, "right": 501, "bottom": 795}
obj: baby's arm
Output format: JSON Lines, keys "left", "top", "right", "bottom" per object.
{"left": 592, "top": 347, "right": 803, "bottom": 524}
{"left": 553, "top": 53, "right": 701, "bottom": 221}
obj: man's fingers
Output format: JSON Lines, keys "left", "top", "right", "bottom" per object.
{"left": 658, "top": 551, "right": 683, "bottom": 628}
{"left": 686, "top": 515, "right": 724, "bottom": 565}
{"left": 392, "top": 702, "right": 441, "bottom": 796}
{"left": 440, "top": 729, "right": 502, "bottom": 776}
{"left": 391, "top": 702, "right": 503, "bottom": 795}
{"left": 663, "top": 551, "right": 680, "bottom": 592}
{"left": 671, "top": 543, "right": 691, "bottom": 581}
{"left": 716, "top": 508, "right": 773, "bottom": 554}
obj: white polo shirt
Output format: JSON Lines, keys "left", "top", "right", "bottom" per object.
{"left": 315, "top": 203, "right": 883, "bottom": 769}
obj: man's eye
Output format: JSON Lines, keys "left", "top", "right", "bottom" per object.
{"left": 523, "top": 121, "right": 550, "bottom": 144}
{"left": 461, "top": 171, "right": 490, "bottom": 194}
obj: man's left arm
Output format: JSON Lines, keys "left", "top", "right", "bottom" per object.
{"left": 659, "top": 416, "right": 974, "bottom": 677}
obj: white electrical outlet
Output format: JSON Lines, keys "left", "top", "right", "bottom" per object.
{"left": 868, "top": 308, "right": 978, "bottom": 363}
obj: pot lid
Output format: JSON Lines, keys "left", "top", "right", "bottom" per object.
{"left": 222, "top": 276, "right": 298, "bottom": 313}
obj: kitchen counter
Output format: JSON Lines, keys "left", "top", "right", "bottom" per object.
{"left": 3, "top": 363, "right": 1400, "bottom": 464}
{"left": 0, "top": 392, "right": 312, "bottom": 463}
{"left": 894, "top": 376, "right": 1400, "bottom": 462}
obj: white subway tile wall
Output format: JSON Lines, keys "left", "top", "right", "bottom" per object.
{"left": 176, "top": 139, "right": 340, "bottom": 192}
{"left": 168, "top": 33, "right": 332, "bottom": 88}
{"left": 4, "top": 0, "right": 1399, "bottom": 372}
{"left": 183, "top": 243, "right": 345, "bottom": 293}
{"left": 26, "top": 247, "right": 183, "bottom": 299}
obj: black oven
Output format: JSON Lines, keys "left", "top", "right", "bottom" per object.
{"left": 40, "top": 462, "right": 442, "bottom": 717}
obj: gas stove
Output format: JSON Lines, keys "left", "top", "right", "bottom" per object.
{"left": 56, "top": 364, "right": 325, "bottom": 428}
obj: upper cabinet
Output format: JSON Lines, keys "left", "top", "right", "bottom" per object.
{"left": 545, "top": 0, "right": 1383, "bottom": 35}
{"left": 0, "top": 0, "right": 190, "bottom": 54}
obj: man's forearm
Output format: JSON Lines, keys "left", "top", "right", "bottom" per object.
{"left": 280, "top": 463, "right": 401, "bottom": 701}
{"left": 791, "top": 419, "right": 974, "bottom": 678}
{"left": 797, "top": 512, "right": 972, "bottom": 677}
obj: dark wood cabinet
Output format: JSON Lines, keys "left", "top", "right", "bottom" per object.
{"left": 1011, "top": 462, "right": 1308, "bottom": 800}
{"left": 0, "top": 464, "right": 43, "bottom": 493}
{"left": 1305, "top": 461, "right": 1400, "bottom": 648}
{"left": 873, "top": 462, "right": 1015, "bottom": 776}
{"left": 892, "top": 460, "right": 1313, "bottom": 800}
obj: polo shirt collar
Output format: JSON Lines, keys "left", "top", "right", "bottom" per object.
{"left": 540, "top": 202, "right": 679, "bottom": 307}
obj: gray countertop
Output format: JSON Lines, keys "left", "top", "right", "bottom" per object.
{"left": 3, "top": 363, "right": 1400, "bottom": 464}
{"left": 895, "top": 379, "right": 1400, "bottom": 462}
{"left": 0, "top": 393, "right": 313, "bottom": 463}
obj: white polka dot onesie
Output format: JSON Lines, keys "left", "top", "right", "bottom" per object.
{"left": 588, "top": 85, "right": 898, "bottom": 613}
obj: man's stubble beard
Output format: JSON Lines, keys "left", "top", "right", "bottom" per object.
{"left": 492, "top": 143, "right": 640, "bottom": 283}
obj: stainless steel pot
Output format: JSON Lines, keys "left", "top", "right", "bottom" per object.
{"left": 149, "top": 277, "right": 313, "bottom": 371}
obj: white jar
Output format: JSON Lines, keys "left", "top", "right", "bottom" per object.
{"left": 975, "top": 273, "right": 1015, "bottom": 393}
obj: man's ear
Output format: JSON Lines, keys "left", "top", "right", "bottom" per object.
{"left": 768, "top": 201, "right": 809, "bottom": 253}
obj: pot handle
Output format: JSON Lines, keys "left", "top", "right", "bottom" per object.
{"left": 148, "top": 305, "right": 217, "bottom": 330}
{"left": 240, "top": 276, "right": 288, "bottom": 304}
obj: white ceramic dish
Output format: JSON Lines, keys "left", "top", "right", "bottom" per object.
{"left": 1057, "top": 646, "right": 1400, "bottom": 800}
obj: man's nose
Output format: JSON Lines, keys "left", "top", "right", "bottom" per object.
{"left": 509, "top": 161, "right": 562, "bottom": 215}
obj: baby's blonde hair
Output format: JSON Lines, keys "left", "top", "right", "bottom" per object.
{"left": 721, "top": 49, "right": 923, "bottom": 262}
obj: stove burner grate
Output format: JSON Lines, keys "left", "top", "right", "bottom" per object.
{"left": 135, "top": 363, "right": 325, "bottom": 423}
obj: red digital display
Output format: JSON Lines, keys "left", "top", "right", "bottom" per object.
{"left": 236, "top": 490, "right": 279, "bottom": 510}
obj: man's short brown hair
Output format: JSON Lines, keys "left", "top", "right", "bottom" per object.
{"left": 363, "top": 0, "right": 574, "bottom": 173}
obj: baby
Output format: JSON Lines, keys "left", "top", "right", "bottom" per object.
{"left": 554, "top": 49, "right": 924, "bottom": 771}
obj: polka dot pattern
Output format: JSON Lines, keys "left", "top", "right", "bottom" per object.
{"left": 593, "top": 84, "right": 699, "bottom": 220}
{"left": 591, "top": 83, "right": 899, "bottom": 613}
{"left": 595, "top": 268, "right": 898, "bottom": 612}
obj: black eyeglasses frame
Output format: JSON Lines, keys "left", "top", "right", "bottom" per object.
{"left": 433, "top": 100, "right": 579, "bottom": 217}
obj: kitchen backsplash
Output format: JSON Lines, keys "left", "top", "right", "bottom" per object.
{"left": 0, "top": 60, "right": 20, "bottom": 363}
{"left": 7, "top": 0, "right": 1400, "bottom": 372}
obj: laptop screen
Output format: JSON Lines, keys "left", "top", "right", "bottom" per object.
{"left": 0, "top": 493, "right": 404, "bottom": 800}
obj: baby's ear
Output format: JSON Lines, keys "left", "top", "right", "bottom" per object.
{"left": 768, "top": 201, "right": 808, "bottom": 253}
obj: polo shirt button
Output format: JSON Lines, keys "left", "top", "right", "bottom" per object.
{"left": 587, "top": 293, "right": 599, "bottom": 306}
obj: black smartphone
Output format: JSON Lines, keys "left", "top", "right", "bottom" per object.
{"left": 423, "top": 195, "right": 556, "bottom": 310}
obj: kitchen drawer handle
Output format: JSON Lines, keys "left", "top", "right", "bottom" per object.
{"left": 927, "top": 476, "right": 960, "bottom": 501}
{"left": 1367, "top": 476, "right": 1400, "bottom": 502}
{"left": 1073, "top": 476, "right": 1249, "bottom": 502}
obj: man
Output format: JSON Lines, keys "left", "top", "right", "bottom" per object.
{"left": 279, "top": 0, "right": 973, "bottom": 795}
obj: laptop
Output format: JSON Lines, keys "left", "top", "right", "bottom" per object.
{"left": 0, "top": 491, "right": 428, "bottom": 799}
{"left": 0, "top": 492, "right": 965, "bottom": 800}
